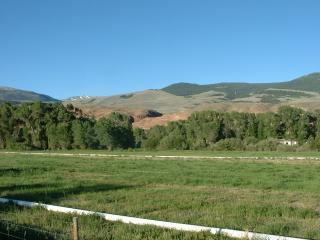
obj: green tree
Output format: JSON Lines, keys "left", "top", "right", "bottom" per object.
{"left": 133, "top": 128, "right": 146, "bottom": 148}
{"left": 96, "top": 113, "right": 134, "bottom": 149}
{"left": 0, "top": 103, "right": 14, "bottom": 148}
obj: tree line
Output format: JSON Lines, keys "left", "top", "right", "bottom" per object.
{"left": 0, "top": 102, "right": 133, "bottom": 150}
{"left": 1, "top": 102, "right": 320, "bottom": 151}
{"left": 140, "top": 107, "right": 320, "bottom": 151}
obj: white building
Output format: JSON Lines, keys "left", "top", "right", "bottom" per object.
{"left": 279, "top": 139, "right": 298, "bottom": 146}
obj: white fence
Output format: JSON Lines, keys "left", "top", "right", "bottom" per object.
{"left": 0, "top": 198, "right": 307, "bottom": 240}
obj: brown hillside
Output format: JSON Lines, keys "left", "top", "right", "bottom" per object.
{"left": 65, "top": 100, "right": 320, "bottom": 129}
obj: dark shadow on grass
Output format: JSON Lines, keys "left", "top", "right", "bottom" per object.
{"left": 0, "top": 167, "right": 23, "bottom": 175}
{"left": 0, "top": 167, "right": 51, "bottom": 177}
{"left": 1, "top": 183, "right": 136, "bottom": 204}
{"left": 0, "top": 183, "right": 60, "bottom": 192}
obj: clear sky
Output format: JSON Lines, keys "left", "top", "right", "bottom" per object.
{"left": 1, "top": 0, "right": 319, "bottom": 99}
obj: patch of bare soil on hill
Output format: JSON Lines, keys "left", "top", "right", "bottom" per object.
{"left": 68, "top": 103, "right": 169, "bottom": 128}
{"left": 133, "top": 112, "right": 190, "bottom": 129}
{"left": 69, "top": 104, "right": 162, "bottom": 120}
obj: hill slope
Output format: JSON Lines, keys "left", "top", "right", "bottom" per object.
{"left": 64, "top": 72, "right": 320, "bottom": 128}
{"left": 0, "top": 87, "right": 59, "bottom": 103}
{"left": 162, "top": 73, "right": 320, "bottom": 100}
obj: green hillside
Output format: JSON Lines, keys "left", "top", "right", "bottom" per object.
{"left": 0, "top": 87, "right": 59, "bottom": 103}
{"left": 276, "top": 72, "right": 320, "bottom": 91}
{"left": 162, "top": 73, "right": 320, "bottom": 100}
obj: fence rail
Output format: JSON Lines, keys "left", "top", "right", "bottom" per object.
{"left": 0, "top": 197, "right": 307, "bottom": 240}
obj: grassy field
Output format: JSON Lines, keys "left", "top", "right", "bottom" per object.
{"left": 0, "top": 152, "right": 319, "bottom": 239}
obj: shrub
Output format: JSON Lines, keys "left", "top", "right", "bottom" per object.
{"left": 213, "top": 138, "right": 244, "bottom": 151}
{"left": 256, "top": 138, "right": 279, "bottom": 151}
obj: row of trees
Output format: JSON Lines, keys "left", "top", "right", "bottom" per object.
{"left": 139, "top": 106, "right": 320, "bottom": 151}
{"left": 1, "top": 102, "right": 320, "bottom": 151}
{"left": 0, "top": 102, "right": 134, "bottom": 150}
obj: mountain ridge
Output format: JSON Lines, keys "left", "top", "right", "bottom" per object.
{"left": 161, "top": 72, "right": 320, "bottom": 98}
{"left": 0, "top": 87, "right": 59, "bottom": 103}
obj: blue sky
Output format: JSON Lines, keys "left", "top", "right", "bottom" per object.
{"left": 1, "top": 0, "right": 319, "bottom": 99}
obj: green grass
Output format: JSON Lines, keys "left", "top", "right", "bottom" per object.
{"left": 0, "top": 152, "right": 319, "bottom": 239}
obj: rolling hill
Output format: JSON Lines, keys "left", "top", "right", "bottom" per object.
{"left": 0, "top": 87, "right": 59, "bottom": 103}
{"left": 162, "top": 72, "right": 320, "bottom": 100}
{"left": 64, "top": 72, "right": 320, "bottom": 128}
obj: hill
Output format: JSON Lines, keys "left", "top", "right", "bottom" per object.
{"left": 0, "top": 87, "right": 59, "bottom": 103}
{"left": 64, "top": 73, "right": 320, "bottom": 128}
{"left": 162, "top": 72, "right": 320, "bottom": 100}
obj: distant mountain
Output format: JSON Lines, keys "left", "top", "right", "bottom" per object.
{"left": 64, "top": 72, "right": 320, "bottom": 128}
{"left": 0, "top": 87, "right": 59, "bottom": 103}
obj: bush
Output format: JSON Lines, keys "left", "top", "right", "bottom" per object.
{"left": 159, "top": 134, "right": 188, "bottom": 150}
{"left": 276, "top": 144, "right": 296, "bottom": 152}
{"left": 296, "top": 142, "right": 312, "bottom": 152}
{"left": 255, "top": 138, "right": 279, "bottom": 151}
{"left": 212, "top": 138, "right": 244, "bottom": 151}
{"left": 309, "top": 136, "right": 320, "bottom": 151}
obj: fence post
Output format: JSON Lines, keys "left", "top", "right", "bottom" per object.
{"left": 72, "top": 217, "right": 79, "bottom": 240}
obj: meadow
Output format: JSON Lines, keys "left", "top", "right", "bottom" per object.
{"left": 0, "top": 151, "right": 319, "bottom": 239}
